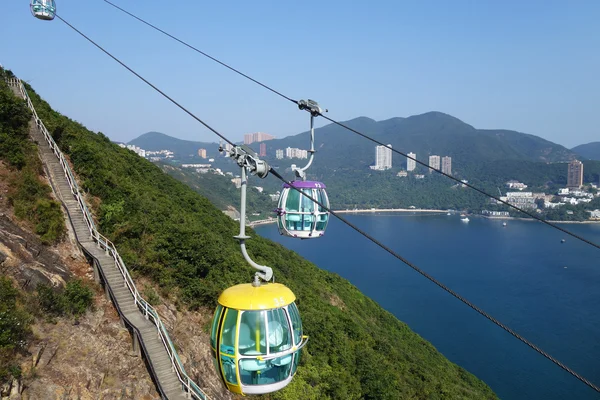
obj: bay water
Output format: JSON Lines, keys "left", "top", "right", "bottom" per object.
{"left": 255, "top": 213, "right": 600, "bottom": 400}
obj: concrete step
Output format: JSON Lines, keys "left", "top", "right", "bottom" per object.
{"left": 25, "top": 113, "right": 193, "bottom": 399}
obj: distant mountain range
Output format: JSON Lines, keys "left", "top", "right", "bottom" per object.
{"left": 129, "top": 112, "right": 582, "bottom": 173}
{"left": 128, "top": 131, "right": 220, "bottom": 158}
{"left": 572, "top": 142, "right": 600, "bottom": 161}
{"left": 126, "top": 112, "right": 600, "bottom": 213}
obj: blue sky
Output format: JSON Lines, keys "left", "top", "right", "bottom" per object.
{"left": 2, "top": 1, "right": 599, "bottom": 148}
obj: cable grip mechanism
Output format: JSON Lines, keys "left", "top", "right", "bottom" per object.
{"left": 298, "top": 99, "right": 327, "bottom": 116}
{"left": 221, "top": 143, "right": 270, "bottom": 179}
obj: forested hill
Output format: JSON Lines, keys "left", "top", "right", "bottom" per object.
{"left": 129, "top": 131, "right": 219, "bottom": 158}
{"left": 262, "top": 111, "right": 577, "bottom": 171}
{"left": 572, "top": 142, "right": 600, "bottom": 161}
{"left": 129, "top": 112, "right": 578, "bottom": 170}
{"left": 17, "top": 77, "right": 497, "bottom": 399}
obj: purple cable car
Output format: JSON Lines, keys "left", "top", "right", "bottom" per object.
{"left": 275, "top": 181, "right": 329, "bottom": 239}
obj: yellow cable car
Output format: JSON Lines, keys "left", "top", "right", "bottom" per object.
{"left": 212, "top": 146, "right": 308, "bottom": 395}
{"left": 210, "top": 283, "right": 308, "bottom": 395}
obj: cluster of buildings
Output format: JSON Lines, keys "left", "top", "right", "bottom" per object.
{"left": 368, "top": 145, "right": 453, "bottom": 177}
{"left": 493, "top": 160, "right": 600, "bottom": 219}
{"left": 244, "top": 132, "right": 275, "bottom": 145}
{"left": 118, "top": 143, "right": 146, "bottom": 157}
{"left": 427, "top": 155, "right": 452, "bottom": 175}
{"left": 275, "top": 147, "right": 309, "bottom": 160}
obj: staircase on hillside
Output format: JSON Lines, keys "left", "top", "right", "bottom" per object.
{"left": 7, "top": 79, "right": 208, "bottom": 400}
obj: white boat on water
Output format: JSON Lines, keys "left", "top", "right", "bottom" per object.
{"left": 503, "top": 222, "right": 507, "bottom": 227}
{"left": 461, "top": 217, "right": 469, "bottom": 222}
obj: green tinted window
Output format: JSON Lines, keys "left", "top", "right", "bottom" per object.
{"left": 220, "top": 308, "right": 238, "bottom": 355}
{"left": 300, "top": 189, "right": 315, "bottom": 212}
{"left": 221, "top": 355, "right": 238, "bottom": 384}
{"left": 210, "top": 304, "right": 223, "bottom": 350}
{"left": 287, "top": 303, "right": 303, "bottom": 345}
{"left": 267, "top": 308, "right": 292, "bottom": 353}
{"left": 291, "top": 350, "right": 301, "bottom": 376}
{"left": 285, "top": 189, "right": 300, "bottom": 212}
{"left": 239, "top": 310, "right": 266, "bottom": 355}
{"left": 220, "top": 308, "right": 239, "bottom": 385}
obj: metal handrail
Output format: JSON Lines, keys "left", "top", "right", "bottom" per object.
{"left": 6, "top": 77, "right": 208, "bottom": 400}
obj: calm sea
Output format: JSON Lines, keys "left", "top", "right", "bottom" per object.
{"left": 255, "top": 213, "right": 600, "bottom": 400}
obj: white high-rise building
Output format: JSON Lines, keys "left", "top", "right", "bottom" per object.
{"left": 428, "top": 155, "right": 440, "bottom": 173}
{"left": 407, "top": 152, "right": 416, "bottom": 171}
{"left": 442, "top": 156, "right": 452, "bottom": 175}
{"left": 285, "top": 147, "right": 308, "bottom": 159}
{"left": 372, "top": 144, "right": 392, "bottom": 170}
{"left": 275, "top": 149, "right": 284, "bottom": 159}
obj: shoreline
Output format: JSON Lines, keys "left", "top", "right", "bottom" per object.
{"left": 483, "top": 215, "right": 600, "bottom": 224}
{"left": 249, "top": 208, "right": 448, "bottom": 226}
{"left": 249, "top": 208, "right": 600, "bottom": 226}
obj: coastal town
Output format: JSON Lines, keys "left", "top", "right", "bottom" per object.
{"left": 119, "top": 139, "right": 600, "bottom": 222}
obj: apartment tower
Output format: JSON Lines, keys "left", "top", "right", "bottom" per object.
{"left": 567, "top": 159, "right": 583, "bottom": 189}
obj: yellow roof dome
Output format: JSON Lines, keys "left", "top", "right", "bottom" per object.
{"left": 218, "top": 283, "right": 296, "bottom": 310}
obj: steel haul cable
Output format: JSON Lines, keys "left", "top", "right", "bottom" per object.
{"left": 100, "top": 0, "right": 600, "bottom": 252}
{"left": 52, "top": 13, "right": 600, "bottom": 394}
{"left": 102, "top": 0, "right": 297, "bottom": 105}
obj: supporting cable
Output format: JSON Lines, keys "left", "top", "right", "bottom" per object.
{"left": 101, "top": 0, "right": 600, "bottom": 252}
{"left": 100, "top": 0, "right": 600, "bottom": 252}
{"left": 102, "top": 0, "right": 298, "bottom": 105}
{"left": 53, "top": 13, "right": 600, "bottom": 394}
{"left": 54, "top": 14, "right": 235, "bottom": 148}
{"left": 318, "top": 114, "right": 600, "bottom": 251}
{"left": 268, "top": 167, "right": 600, "bottom": 394}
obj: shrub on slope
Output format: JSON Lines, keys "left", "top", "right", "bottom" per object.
{"left": 22, "top": 81, "right": 496, "bottom": 399}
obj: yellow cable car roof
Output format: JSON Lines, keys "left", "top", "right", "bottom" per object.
{"left": 218, "top": 283, "right": 296, "bottom": 310}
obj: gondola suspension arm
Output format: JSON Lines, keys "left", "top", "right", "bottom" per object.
{"left": 292, "top": 99, "right": 326, "bottom": 180}
{"left": 226, "top": 145, "right": 273, "bottom": 285}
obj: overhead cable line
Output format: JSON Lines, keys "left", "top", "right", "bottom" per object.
{"left": 268, "top": 167, "right": 600, "bottom": 395}
{"left": 102, "top": 0, "right": 298, "bottom": 105}
{"left": 316, "top": 114, "right": 600, "bottom": 251}
{"left": 54, "top": 14, "right": 235, "bottom": 148}
{"left": 54, "top": 14, "right": 600, "bottom": 394}
{"left": 99, "top": 1, "right": 600, "bottom": 252}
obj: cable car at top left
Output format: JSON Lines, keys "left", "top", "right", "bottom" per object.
{"left": 31, "top": 0, "right": 56, "bottom": 20}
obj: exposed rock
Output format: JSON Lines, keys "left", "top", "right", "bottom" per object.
{"left": 0, "top": 204, "right": 159, "bottom": 399}
{"left": 18, "top": 295, "right": 160, "bottom": 400}
{"left": 0, "top": 215, "right": 71, "bottom": 291}
{"left": 150, "top": 286, "right": 237, "bottom": 400}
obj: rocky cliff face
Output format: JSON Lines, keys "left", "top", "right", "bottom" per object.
{"left": 1, "top": 155, "right": 235, "bottom": 400}
{"left": 0, "top": 160, "right": 160, "bottom": 399}
{"left": 145, "top": 290, "right": 237, "bottom": 400}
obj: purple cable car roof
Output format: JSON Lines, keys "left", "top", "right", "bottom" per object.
{"left": 282, "top": 180, "right": 327, "bottom": 189}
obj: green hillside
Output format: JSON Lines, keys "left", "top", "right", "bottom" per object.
{"left": 126, "top": 114, "right": 593, "bottom": 215}
{"left": 15, "top": 77, "right": 497, "bottom": 399}
{"left": 128, "top": 131, "right": 220, "bottom": 158}
{"left": 572, "top": 142, "right": 600, "bottom": 161}
{"left": 159, "top": 163, "right": 276, "bottom": 220}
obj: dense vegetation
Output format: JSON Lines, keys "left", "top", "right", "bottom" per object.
{"left": 0, "top": 70, "right": 65, "bottom": 244}
{"left": 131, "top": 124, "right": 600, "bottom": 220}
{"left": 0, "top": 69, "right": 99, "bottom": 387}
{"left": 21, "top": 78, "right": 497, "bottom": 398}
{"left": 572, "top": 141, "right": 600, "bottom": 161}
{"left": 160, "top": 164, "right": 278, "bottom": 220}
{"left": 0, "top": 277, "right": 32, "bottom": 385}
